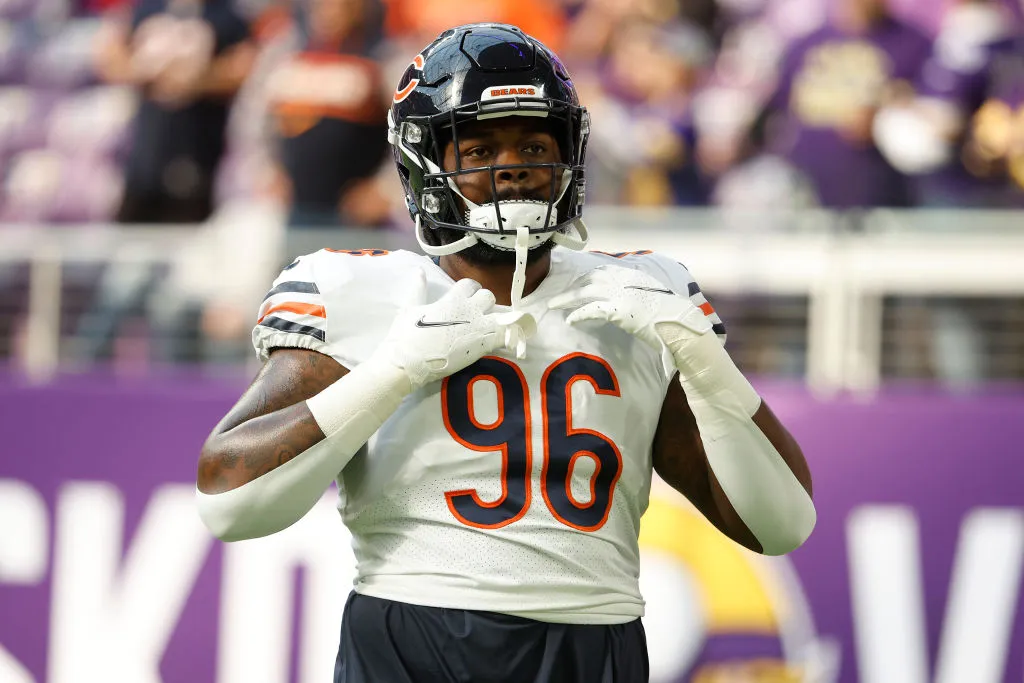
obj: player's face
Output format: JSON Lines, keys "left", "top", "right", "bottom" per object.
{"left": 443, "top": 118, "right": 563, "bottom": 207}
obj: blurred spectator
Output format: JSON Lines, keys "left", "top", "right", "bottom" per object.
{"left": 870, "top": 0, "right": 1023, "bottom": 386}
{"left": 0, "top": 15, "right": 131, "bottom": 224}
{"left": 873, "top": 0, "right": 1024, "bottom": 207}
{"left": 753, "top": 0, "right": 933, "bottom": 208}
{"left": 381, "top": 0, "right": 566, "bottom": 52}
{"left": 261, "top": 0, "right": 392, "bottom": 227}
{"left": 688, "top": 4, "right": 790, "bottom": 199}
{"left": 93, "top": 0, "right": 256, "bottom": 223}
{"left": 561, "top": 0, "right": 704, "bottom": 64}
{"left": 71, "top": 0, "right": 257, "bottom": 365}
{"left": 582, "top": 19, "right": 715, "bottom": 206}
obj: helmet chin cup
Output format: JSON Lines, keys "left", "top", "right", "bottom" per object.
{"left": 470, "top": 201, "right": 557, "bottom": 252}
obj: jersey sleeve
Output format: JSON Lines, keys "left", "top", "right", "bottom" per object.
{"left": 630, "top": 251, "right": 727, "bottom": 344}
{"left": 251, "top": 255, "right": 330, "bottom": 362}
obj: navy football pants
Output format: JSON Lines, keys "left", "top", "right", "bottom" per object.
{"left": 334, "top": 591, "right": 649, "bottom": 683}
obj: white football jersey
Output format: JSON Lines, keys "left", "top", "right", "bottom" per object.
{"left": 252, "top": 247, "right": 726, "bottom": 624}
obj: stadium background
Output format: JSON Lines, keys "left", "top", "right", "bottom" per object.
{"left": 1, "top": 0, "right": 1023, "bottom": 681}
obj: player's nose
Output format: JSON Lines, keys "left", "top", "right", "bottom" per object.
{"left": 494, "top": 147, "right": 531, "bottom": 183}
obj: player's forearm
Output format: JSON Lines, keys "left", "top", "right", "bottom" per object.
{"left": 196, "top": 359, "right": 411, "bottom": 541}
{"left": 197, "top": 403, "right": 326, "bottom": 495}
{"left": 670, "top": 333, "right": 816, "bottom": 555}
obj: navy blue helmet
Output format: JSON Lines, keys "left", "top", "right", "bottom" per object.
{"left": 387, "top": 23, "right": 590, "bottom": 256}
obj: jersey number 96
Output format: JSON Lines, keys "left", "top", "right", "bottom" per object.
{"left": 441, "top": 354, "right": 623, "bottom": 532}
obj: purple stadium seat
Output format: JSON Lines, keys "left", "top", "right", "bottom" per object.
{"left": 47, "top": 86, "right": 137, "bottom": 159}
{"left": 52, "top": 155, "right": 122, "bottom": 222}
{"left": 0, "top": 0, "right": 35, "bottom": 22}
{"left": 26, "top": 19, "right": 101, "bottom": 89}
{"left": 0, "top": 86, "right": 54, "bottom": 155}
{"left": 0, "top": 20, "right": 29, "bottom": 84}
{"left": 1, "top": 148, "right": 66, "bottom": 221}
{"left": 1, "top": 149, "right": 123, "bottom": 222}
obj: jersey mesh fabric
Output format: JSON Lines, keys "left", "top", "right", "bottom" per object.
{"left": 252, "top": 248, "right": 727, "bottom": 624}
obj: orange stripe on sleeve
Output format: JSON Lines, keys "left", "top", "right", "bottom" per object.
{"left": 257, "top": 302, "right": 327, "bottom": 324}
{"left": 699, "top": 302, "right": 715, "bottom": 316}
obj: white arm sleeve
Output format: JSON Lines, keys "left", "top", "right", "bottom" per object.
{"left": 196, "top": 358, "right": 411, "bottom": 541}
{"left": 661, "top": 326, "right": 817, "bottom": 555}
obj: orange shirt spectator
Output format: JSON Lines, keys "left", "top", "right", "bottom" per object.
{"left": 381, "top": 0, "right": 567, "bottom": 52}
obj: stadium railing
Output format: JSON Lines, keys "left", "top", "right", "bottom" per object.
{"left": 2, "top": 207, "right": 1022, "bottom": 395}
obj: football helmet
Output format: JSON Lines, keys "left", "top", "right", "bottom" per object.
{"left": 387, "top": 23, "right": 590, "bottom": 306}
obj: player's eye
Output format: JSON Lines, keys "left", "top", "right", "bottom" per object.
{"left": 461, "top": 146, "right": 491, "bottom": 160}
{"left": 523, "top": 143, "right": 546, "bottom": 155}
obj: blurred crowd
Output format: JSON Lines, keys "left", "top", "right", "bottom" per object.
{"left": 1, "top": 0, "right": 1023, "bottom": 373}
{"left": 0, "top": 0, "right": 1021, "bottom": 226}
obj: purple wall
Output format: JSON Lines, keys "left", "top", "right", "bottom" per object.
{"left": 0, "top": 374, "right": 1022, "bottom": 682}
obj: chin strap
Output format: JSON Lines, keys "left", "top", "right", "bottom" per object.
{"left": 510, "top": 226, "right": 530, "bottom": 311}
{"left": 550, "top": 217, "right": 589, "bottom": 251}
{"left": 415, "top": 202, "right": 590, "bottom": 360}
{"left": 415, "top": 214, "right": 479, "bottom": 255}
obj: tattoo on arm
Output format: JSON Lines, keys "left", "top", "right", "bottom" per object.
{"left": 197, "top": 349, "right": 348, "bottom": 494}
{"left": 214, "top": 349, "right": 347, "bottom": 434}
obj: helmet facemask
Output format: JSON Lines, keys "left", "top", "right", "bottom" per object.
{"left": 390, "top": 98, "right": 590, "bottom": 306}
{"left": 387, "top": 23, "right": 591, "bottom": 309}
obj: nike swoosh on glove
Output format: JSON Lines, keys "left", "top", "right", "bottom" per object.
{"left": 380, "top": 275, "right": 536, "bottom": 390}
{"left": 547, "top": 265, "right": 712, "bottom": 352}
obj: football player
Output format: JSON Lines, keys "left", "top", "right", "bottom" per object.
{"left": 196, "top": 23, "right": 816, "bottom": 683}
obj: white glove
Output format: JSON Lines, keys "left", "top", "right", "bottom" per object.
{"left": 547, "top": 265, "right": 712, "bottom": 354}
{"left": 549, "top": 268, "right": 813, "bottom": 556}
{"left": 379, "top": 276, "right": 536, "bottom": 390}
{"left": 548, "top": 264, "right": 758, "bottom": 413}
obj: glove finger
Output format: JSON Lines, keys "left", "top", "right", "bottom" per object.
{"left": 474, "top": 330, "right": 504, "bottom": 356}
{"left": 676, "top": 304, "right": 714, "bottom": 335}
{"left": 548, "top": 284, "right": 606, "bottom": 311}
{"left": 493, "top": 310, "right": 536, "bottom": 338}
{"left": 446, "top": 278, "right": 482, "bottom": 301}
{"left": 504, "top": 326, "right": 529, "bottom": 359}
{"left": 567, "top": 271, "right": 597, "bottom": 289}
{"left": 592, "top": 264, "right": 636, "bottom": 283}
{"left": 514, "top": 312, "right": 537, "bottom": 340}
{"left": 557, "top": 268, "right": 616, "bottom": 295}
{"left": 594, "top": 263, "right": 665, "bottom": 290}
{"left": 565, "top": 301, "right": 617, "bottom": 326}
{"left": 491, "top": 322, "right": 531, "bottom": 353}
{"left": 468, "top": 287, "right": 497, "bottom": 312}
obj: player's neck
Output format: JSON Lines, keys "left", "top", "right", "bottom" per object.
{"left": 439, "top": 252, "right": 552, "bottom": 306}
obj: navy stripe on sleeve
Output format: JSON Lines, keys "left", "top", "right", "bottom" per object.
{"left": 687, "top": 281, "right": 700, "bottom": 297}
{"left": 712, "top": 322, "right": 727, "bottom": 337}
{"left": 259, "top": 316, "right": 326, "bottom": 342}
{"left": 263, "top": 281, "right": 320, "bottom": 301}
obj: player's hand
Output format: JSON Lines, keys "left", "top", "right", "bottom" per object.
{"left": 548, "top": 265, "right": 711, "bottom": 352}
{"left": 380, "top": 277, "right": 536, "bottom": 390}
